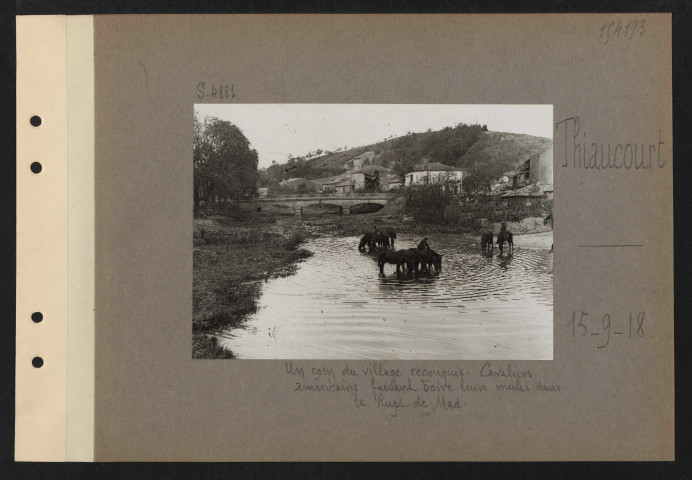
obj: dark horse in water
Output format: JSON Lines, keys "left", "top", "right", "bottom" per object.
{"left": 497, "top": 222, "right": 514, "bottom": 255}
{"left": 378, "top": 249, "right": 417, "bottom": 275}
{"left": 481, "top": 231, "right": 493, "bottom": 253}
{"left": 374, "top": 231, "right": 390, "bottom": 250}
{"left": 387, "top": 230, "right": 397, "bottom": 249}
{"left": 413, "top": 248, "right": 443, "bottom": 273}
{"left": 358, "top": 233, "right": 375, "bottom": 252}
{"left": 544, "top": 213, "right": 553, "bottom": 253}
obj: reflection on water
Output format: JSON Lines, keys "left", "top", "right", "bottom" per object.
{"left": 216, "top": 233, "right": 553, "bottom": 360}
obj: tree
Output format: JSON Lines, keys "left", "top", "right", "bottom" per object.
{"left": 403, "top": 184, "right": 454, "bottom": 224}
{"left": 391, "top": 151, "right": 418, "bottom": 183}
{"left": 194, "top": 114, "right": 259, "bottom": 217}
{"left": 462, "top": 170, "right": 493, "bottom": 198}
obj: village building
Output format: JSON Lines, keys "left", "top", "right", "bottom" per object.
{"left": 404, "top": 162, "right": 466, "bottom": 193}
{"left": 334, "top": 180, "right": 353, "bottom": 195}
{"left": 257, "top": 187, "right": 269, "bottom": 197}
{"left": 321, "top": 181, "right": 337, "bottom": 193}
{"left": 343, "top": 151, "right": 375, "bottom": 171}
{"left": 529, "top": 148, "right": 553, "bottom": 188}
{"left": 540, "top": 183, "right": 553, "bottom": 200}
{"left": 381, "top": 173, "right": 402, "bottom": 191}
{"left": 500, "top": 183, "right": 548, "bottom": 208}
{"left": 491, "top": 174, "right": 512, "bottom": 193}
{"left": 350, "top": 164, "right": 384, "bottom": 190}
{"left": 493, "top": 147, "right": 553, "bottom": 193}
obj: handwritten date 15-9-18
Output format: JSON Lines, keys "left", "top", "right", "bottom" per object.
{"left": 599, "top": 19, "right": 646, "bottom": 45}
{"left": 569, "top": 311, "right": 645, "bottom": 349}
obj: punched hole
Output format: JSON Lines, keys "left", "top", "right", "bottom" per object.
{"left": 30, "top": 162, "right": 42, "bottom": 174}
{"left": 30, "top": 115, "right": 42, "bottom": 127}
{"left": 31, "top": 312, "right": 43, "bottom": 323}
{"left": 32, "top": 357, "right": 44, "bottom": 368}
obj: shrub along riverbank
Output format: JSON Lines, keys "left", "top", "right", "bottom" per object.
{"left": 193, "top": 216, "right": 312, "bottom": 359}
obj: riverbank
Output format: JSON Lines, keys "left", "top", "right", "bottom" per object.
{"left": 301, "top": 213, "right": 552, "bottom": 237}
{"left": 193, "top": 216, "right": 313, "bottom": 358}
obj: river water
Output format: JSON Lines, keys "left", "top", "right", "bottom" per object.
{"left": 216, "top": 232, "right": 553, "bottom": 360}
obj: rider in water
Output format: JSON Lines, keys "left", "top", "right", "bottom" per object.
{"left": 544, "top": 213, "right": 554, "bottom": 253}
{"left": 417, "top": 237, "right": 430, "bottom": 251}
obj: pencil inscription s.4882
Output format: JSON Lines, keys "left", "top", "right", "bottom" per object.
{"left": 196, "top": 82, "right": 235, "bottom": 100}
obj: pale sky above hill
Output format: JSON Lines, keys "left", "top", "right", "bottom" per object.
{"left": 195, "top": 104, "right": 553, "bottom": 169}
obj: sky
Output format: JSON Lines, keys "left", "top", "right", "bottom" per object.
{"left": 195, "top": 104, "right": 553, "bottom": 169}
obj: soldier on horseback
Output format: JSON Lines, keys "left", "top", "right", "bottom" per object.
{"left": 417, "top": 237, "right": 431, "bottom": 251}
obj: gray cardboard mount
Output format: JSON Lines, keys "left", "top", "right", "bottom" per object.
{"left": 93, "top": 14, "right": 673, "bottom": 461}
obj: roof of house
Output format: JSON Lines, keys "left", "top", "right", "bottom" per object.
{"left": 538, "top": 183, "right": 554, "bottom": 192}
{"left": 412, "top": 162, "right": 461, "bottom": 172}
{"left": 335, "top": 180, "right": 352, "bottom": 187}
{"left": 501, "top": 184, "right": 547, "bottom": 198}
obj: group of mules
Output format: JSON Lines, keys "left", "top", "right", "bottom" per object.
{"left": 358, "top": 230, "right": 443, "bottom": 277}
{"left": 480, "top": 222, "right": 514, "bottom": 255}
{"left": 358, "top": 230, "right": 397, "bottom": 252}
{"left": 378, "top": 248, "right": 443, "bottom": 276}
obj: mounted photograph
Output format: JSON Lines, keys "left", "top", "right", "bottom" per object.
{"left": 193, "top": 104, "right": 554, "bottom": 360}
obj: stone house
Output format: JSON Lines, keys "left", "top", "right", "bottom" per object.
{"left": 404, "top": 162, "right": 466, "bottom": 192}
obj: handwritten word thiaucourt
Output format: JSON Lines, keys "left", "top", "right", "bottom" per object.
{"left": 556, "top": 116, "right": 665, "bottom": 170}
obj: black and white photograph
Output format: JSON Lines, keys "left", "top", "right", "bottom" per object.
{"left": 193, "top": 104, "right": 553, "bottom": 360}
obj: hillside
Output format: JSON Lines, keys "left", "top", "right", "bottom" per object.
{"left": 458, "top": 131, "right": 553, "bottom": 177}
{"left": 260, "top": 125, "right": 551, "bottom": 189}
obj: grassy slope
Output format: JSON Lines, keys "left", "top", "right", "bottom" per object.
{"left": 276, "top": 130, "right": 551, "bottom": 184}
{"left": 458, "top": 131, "right": 553, "bottom": 177}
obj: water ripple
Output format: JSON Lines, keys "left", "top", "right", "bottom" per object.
{"left": 216, "top": 232, "right": 553, "bottom": 359}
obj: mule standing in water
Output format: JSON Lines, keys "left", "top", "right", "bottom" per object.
{"left": 378, "top": 249, "right": 416, "bottom": 276}
{"left": 497, "top": 222, "right": 514, "bottom": 255}
{"left": 374, "top": 231, "right": 390, "bottom": 250}
{"left": 416, "top": 248, "right": 443, "bottom": 273}
{"left": 358, "top": 232, "right": 375, "bottom": 252}
{"left": 544, "top": 213, "right": 553, "bottom": 253}
{"left": 387, "top": 231, "right": 397, "bottom": 249}
{"left": 481, "top": 231, "right": 493, "bottom": 253}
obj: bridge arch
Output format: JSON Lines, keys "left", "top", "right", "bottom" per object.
{"left": 347, "top": 202, "right": 386, "bottom": 214}
{"left": 300, "top": 203, "right": 345, "bottom": 215}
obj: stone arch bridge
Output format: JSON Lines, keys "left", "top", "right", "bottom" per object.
{"left": 240, "top": 193, "right": 394, "bottom": 216}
